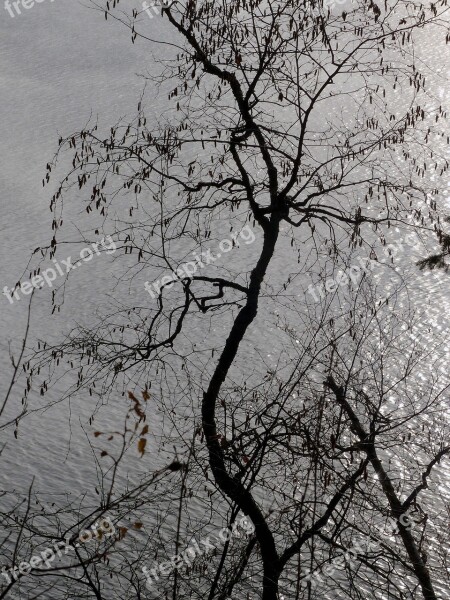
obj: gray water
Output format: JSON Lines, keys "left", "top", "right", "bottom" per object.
{"left": 1, "top": 2, "right": 450, "bottom": 599}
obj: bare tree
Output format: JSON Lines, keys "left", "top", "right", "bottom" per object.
{"left": 4, "top": 0, "right": 450, "bottom": 599}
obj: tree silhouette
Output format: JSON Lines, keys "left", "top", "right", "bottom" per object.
{"left": 4, "top": 1, "right": 450, "bottom": 599}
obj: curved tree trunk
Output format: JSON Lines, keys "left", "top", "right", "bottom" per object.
{"left": 202, "top": 218, "right": 281, "bottom": 599}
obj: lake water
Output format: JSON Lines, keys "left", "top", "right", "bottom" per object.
{"left": 1, "top": 2, "right": 450, "bottom": 598}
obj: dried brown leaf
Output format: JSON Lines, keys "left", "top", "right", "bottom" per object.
{"left": 137, "top": 438, "right": 147, "bottom": 457}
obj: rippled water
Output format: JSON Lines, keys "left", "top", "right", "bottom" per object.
{"left": 0, "top": 2, "right": 449, "bottom": 599}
